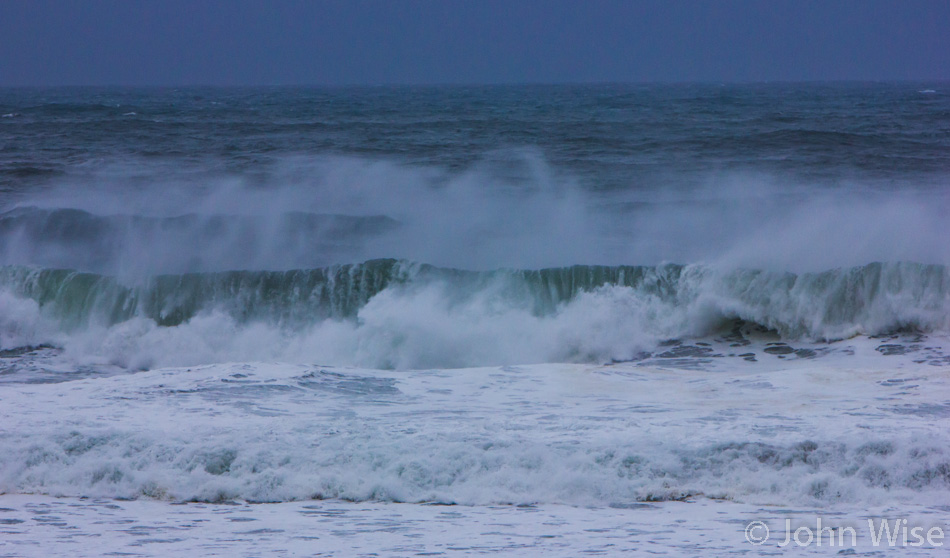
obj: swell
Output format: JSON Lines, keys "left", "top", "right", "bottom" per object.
{"left": 1, "top": 259, "right": 948, "bottom": 342}
{"left": 0, "top": 207, "right": 398, "bottom": 241}
{"left": 0, "top": 207, "right": 399, "bottom": 274}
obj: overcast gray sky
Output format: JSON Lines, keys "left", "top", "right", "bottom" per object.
{"left": 1, "top": 0, "right": 948, "bottom": 86}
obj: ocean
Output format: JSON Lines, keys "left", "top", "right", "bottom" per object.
{"left": 0, "top": 83, "right": 949, "bottom": 556}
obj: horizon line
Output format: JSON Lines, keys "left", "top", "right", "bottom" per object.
{"left": 1, "top": 79, "right": 948, "bottom": 89}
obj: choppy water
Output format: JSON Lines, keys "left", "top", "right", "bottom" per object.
{"left": 0, "top": 83, "right": 949, "bottom": 370}
{"left": 0, "top": 85, "right": 949, "bottom": 553}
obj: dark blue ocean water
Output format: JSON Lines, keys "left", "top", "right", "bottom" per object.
{"left": 2, "top": 83, "right": 948, "bottom": 194}
{"left": 2, "top": 85, "right": 950, "bottom": 519}
{"left": 0, "top": 83, "right": 948, "bottom": 370}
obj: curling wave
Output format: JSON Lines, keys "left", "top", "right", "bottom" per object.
{"left": 0, "top": 259, "right": 948, "bottom": 369}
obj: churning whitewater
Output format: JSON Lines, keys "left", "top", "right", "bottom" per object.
{"left": 0, "top": 85, "right": 949, "bottom": 532}
{"left": 0, "top": 258, "right": 949, "bottom": 370}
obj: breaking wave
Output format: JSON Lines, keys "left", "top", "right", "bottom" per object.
{"left": 0, "top": 259, "right": 947, "bottom": 369}
{"left": 6, "top": 426, "right": 950, "bottom": 506}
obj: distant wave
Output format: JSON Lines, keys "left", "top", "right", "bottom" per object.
{"left": 0, "top": 206, "right": 398, "bottom": 274}
{"left": 4, "top": 152, "right": 950, "bottom": 277}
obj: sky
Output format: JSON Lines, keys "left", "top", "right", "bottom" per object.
{"left": 0, "top": 0, "right": 948, "bottom": 86}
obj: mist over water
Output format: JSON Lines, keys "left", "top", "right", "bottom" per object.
{"left": 4, "top": 85, "right": 950, "bottom": 514}
{"left": 0, "top": 84, "right": 948, "bottom": 369}
{"left": 4, "top": 153, "right": 950, "bottom": 275}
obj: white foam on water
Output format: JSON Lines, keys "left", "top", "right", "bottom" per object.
{"left": 1, "top": 259, "right": 949, "bottom": 371}
{"left": 1, "top": 345, "right": 948, "bottom": 507}
{"left": 1, "top": 494, "right": 947, "bottom": 557}
{"left": 0, "top": 141, "right": 947, "bottom": 555}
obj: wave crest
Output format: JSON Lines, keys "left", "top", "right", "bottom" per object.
{"left": 0, "top": 260, "right": 947, "bottom": 369}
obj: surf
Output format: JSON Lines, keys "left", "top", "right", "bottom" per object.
{"left": 0, "top": 259, "right": 947, "bottom": 370}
